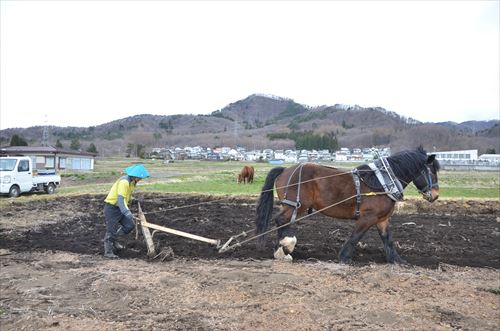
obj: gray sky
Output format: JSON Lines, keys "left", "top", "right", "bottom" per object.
{"left": 1, "top": 0, "right": 499, "bottom": 129}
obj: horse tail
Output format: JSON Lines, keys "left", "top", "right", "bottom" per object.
{"left": 256, "top": 167, "right": 285, "bottom": 247}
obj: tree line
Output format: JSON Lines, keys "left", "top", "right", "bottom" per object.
{"left": 268, "top": 131, "right": 339, "bottom": 151}
{"left": 8, "top": 134, "right": 98, "bottom": 153}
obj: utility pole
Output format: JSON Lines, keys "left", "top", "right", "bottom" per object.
{"left": 42, "top": 114, "right": 49, "bottom": 146}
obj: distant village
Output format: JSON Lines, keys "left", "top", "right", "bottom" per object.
{"left": 150, "top": 146, "right": 391, "bottom": 163}
{"left": 149, "top": 146, "right": 500, "bottom": 169}
{"left": 1, "top": 144, "right": 498, "bottom": 173}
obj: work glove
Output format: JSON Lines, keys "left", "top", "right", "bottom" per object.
{"left": 124, "top": 209, "right": 134, "bottom": 222}
{"left": 134, "top": 196, "right": 145, "bottom": 207}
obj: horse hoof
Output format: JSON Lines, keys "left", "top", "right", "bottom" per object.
{"left": 275, "top": 254, "right": 293, "bottom": 262}
{"left": 338, "top": 252, "right": 352, "bottom": 264}
{"left": 388, "top": 257, "right": 408, "bottom": 265}
{"left": 395, "top": 258, "right": 408, "bottom": 265}
{"left": 274, "top": 247, "right": 293, "bottom": 261}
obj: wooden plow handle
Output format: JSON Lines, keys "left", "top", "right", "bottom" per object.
{"left": 137, "top": 202, "right": 221, "bottom": 258}
{"left": 138, "top": 202, "right": 156, "bottom": 257}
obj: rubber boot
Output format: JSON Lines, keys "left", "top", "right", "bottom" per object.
{"left": 116, "top": 226, "right": 127, "bottom": 236}
{"left": 114, "top": 241, "right": 124, "bottom": 250}
{"left": 114, "top": 227, "right": 126, "bottom": 251}
{"left": 104, "top": 240, "right": 118, "bottom": 258}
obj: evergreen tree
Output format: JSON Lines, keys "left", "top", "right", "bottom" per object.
{"left": 55, "top": 139, "right": 63, "bottom": 148}
{"left": 485, "top": 148, "right": 496, "bottom": 154}
{"left": 126, "top": 143, "right": 135, "bottom": 157}
{"left": 86, "top": 143, "right": 98, "bottom": 153}
{"left": 153, "top": 132, "right": 162, "bottom": 147}
{"left": 70, "top": 138, "right": 81, "bottom": 150}
{"left": 10, "top": 134, "right": 28, "bottom": 146}
{"left": 136, "top": 144, "right": 146, "bottom": 158}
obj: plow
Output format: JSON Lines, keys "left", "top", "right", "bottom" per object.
{"left": 136, "top": 193, "right": 359, "bottom": 259}
{"left": 137, "top": 202, "right": 252, "bottom": 258}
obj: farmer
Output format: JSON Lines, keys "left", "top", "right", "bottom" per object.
{"left": 103, "top": 164, "right": 150, "bottom": 258}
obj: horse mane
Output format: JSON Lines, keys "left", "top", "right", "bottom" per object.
{"left": 357, "top": 147, "right": 438, "bottom": 189}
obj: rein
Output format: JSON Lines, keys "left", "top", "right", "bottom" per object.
{"left": 414, "top": 165, "right": 438, "bottom": 200}
{"left": 142, "top": 163, "right": 434, "bottom": 215}
{"left": 219, "top": 191, "right": 389, "bottom": 253}
{"left": 271, "top": 160, "right": 435, "bottom": 222}
{"left": 396, "top": 165, "right": 437, "bottom": 197}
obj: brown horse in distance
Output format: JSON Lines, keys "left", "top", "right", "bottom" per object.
{"left": 238, "top": 165, "right": 255, "bottom": 184}
{"left": 255, "top": 147, "right": 440, "bottom": 264}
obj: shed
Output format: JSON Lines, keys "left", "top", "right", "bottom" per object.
{"left": 0, "top": 146, "right": 97, "bottom": 171}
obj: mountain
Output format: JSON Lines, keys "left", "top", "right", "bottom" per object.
{"left": 1, "top": 94, "right": 499, "bottom": 156}
{"left": 435, "top": 120, "right": 500, "bottom": 133}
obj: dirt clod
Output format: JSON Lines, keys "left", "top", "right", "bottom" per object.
{"left": 0, "top": 194, "right": 498, "bottom": 330}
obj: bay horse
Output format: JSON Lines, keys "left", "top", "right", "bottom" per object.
{"left": 238, "top": 165, "right": 254, "bottom": 184}
{"left": 255, "top": 147, "right": 440, "bottom": 264}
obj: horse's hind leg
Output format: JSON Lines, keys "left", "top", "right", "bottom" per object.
{"left": 274, "top": 207, "right": 298, "bottom": 261}
{"left": 376, "top": 219, "right": 406, "bottom": 264}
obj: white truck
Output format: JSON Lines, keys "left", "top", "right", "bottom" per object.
{"left": 0, "top": 156, "right": 61, "bottom": 198}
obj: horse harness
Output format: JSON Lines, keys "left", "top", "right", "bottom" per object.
{"left": 370, "top": 158, "right": 404, "bottom": 201}
{"left": 281, "top": 163, "right": 305, "bottom": 224}
{"left": 280, "top": 159, "right": 405, "bottom": 222}
{"left": 352, "top": 157, "right": 404, "bottom": 218}
{"left": 417, "top": 164, "right": 438, "bottom": 192}
{"left": 351, "top": 169, "right": 362, "bottom": 218}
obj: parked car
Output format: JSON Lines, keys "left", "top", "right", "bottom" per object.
{"left": 0, "top": 156, "right": 61, "bottom": 197}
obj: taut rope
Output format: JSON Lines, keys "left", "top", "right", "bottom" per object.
{"left": 218, "top": 191, "right": 389, "bottom": 253}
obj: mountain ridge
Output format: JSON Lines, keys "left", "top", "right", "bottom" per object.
{"left": 1, "top": 94, "right": 498, "bottom": 156}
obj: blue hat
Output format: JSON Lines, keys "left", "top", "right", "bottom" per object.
{"left": 125, "top": 164, "right": 150, "bottom": 179}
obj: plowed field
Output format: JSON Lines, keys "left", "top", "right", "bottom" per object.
{"left": 0, "top": 194, "right": 498, "bottom": 330}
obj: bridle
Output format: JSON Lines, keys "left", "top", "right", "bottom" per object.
{"left": 415, "top": 165, "right": 438, "bottom": 201}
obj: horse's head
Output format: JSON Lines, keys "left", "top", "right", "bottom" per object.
{"left": 413, "top": 154, "right": 440, "bottom": 202}
{"left": 237, "top": 174, "right": 243, "bottom": 183}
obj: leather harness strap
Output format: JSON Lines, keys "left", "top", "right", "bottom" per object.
{"left": 351, "top": 169, "right": 362, "bottom": 219}
{"left": 281, "top": 163, "right": 305, "bottom": 224}
{"left": 368, "top": 158, "right": 404, "bottom": 201}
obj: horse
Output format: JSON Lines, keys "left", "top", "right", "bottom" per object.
{"left": 237, "top": 165, "right": 254, "bottom": 184}
{"left": 255, "top": 147, "right": 440, "bottom": 264}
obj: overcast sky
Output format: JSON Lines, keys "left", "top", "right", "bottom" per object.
{"left": 1, "top": 1, "right": 499, "bottom": 129}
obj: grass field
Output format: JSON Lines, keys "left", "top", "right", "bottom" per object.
{"left": 55, "top": 158, "right": 500, "bottom": 200}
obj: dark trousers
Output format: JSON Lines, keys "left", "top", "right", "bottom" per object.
{"left": 103, "top": 203, "right": 135, "bottom": 244}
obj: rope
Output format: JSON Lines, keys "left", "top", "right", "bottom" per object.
{"left": 140, "top": 165, "right": 411, "bottom": 216}
{"left": 140, "top": 168, "right": 371, "bottom": 215}
{"left": 137, "top": 163, "right": 419, "bottom": 252}
{"left": 141, "top": 200, "right": 227, "bottom": 214}
{"left": 220, "top": 191, "right": 389, "bottom": 252}
{"left": 273, "top": 168, "right": 354, "bottom": 193}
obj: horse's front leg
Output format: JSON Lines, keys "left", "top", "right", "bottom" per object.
{"left": 274, "top": 207, "right": 297, "bottom": 261}
{"left": 338, "top": 216, "right": 374, "bottom": 264}
{"left": 376, "top": 219, "right": 407, "bottom": 264}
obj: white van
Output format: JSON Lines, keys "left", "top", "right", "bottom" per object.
{"left": 0, "top": 156, "right": 61, "bottom": 197}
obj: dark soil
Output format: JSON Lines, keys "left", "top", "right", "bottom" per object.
{"left": 0, "top": 194, "right": 498, "bottom": 331}
{"left": 1, "top": 194, "right": 499, "bottom": 269}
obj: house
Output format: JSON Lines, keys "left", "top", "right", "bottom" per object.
{"left": 433, "top": 150, "right": 478, "bottom": 163}
{"left": 350, "top": 148, "right": 363, "bottom": 161}
{"left": 478, "top": 154, "right": 500, "bottom": 164}
{"left": 335, "top": 148, "right": 350, "bottom": 161}
{"left": 0, "top": 146, "right": 97, "bottom": 171}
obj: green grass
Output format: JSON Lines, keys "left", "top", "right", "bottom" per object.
{"left": 54, "top": 159, "right": 499, "bottom": 199}
{"left": 403, "top": 184, "right": 499, "bottom": 199}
